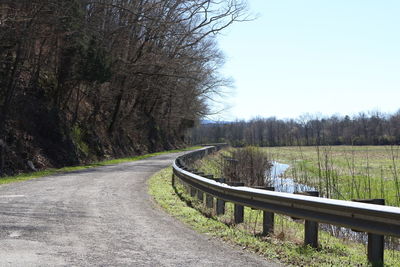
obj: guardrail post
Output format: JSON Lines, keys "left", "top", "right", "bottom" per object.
{"left": 301, "top": 191, "right": 319, "bottom": 248}
{"left": 263, "top": 187, "right": 275, "bottom": 235}
{"left": 215, "top": 178, "right": 226, "bottom": 215}
{"left": 184, "top": 179, "right": 191, "bottom": 192}
{"left": 234, "top": 203, "right": 244, "bottom": 224}
{"left": 352, "top": 198, "right": 385, "bottom": 266}
{"left": 204, "top": 175, "right": 214, "bottom": 209}
{"left": 252, "top": 186, "right": 275, "bottom": 235}
{"left": 368, "top": 232, "right": 384, "bottom": 267}
{"left": 228, "top": 182, "right": 245, "bottom": 224}
{"left": 206, "top": 194, "right": 213, "bottom": 209}
{"left": 190, "top": 187, "right": 197, "bottom": 198}
{"left": 197, "top": 189, "right": 204, "bottom": 203}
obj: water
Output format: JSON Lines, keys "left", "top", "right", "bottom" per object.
{"left": 266, "top": 161, "right": 315, "bottom": 193}
{"left": 266, "top": 161, "right": 400, "bottom": 249}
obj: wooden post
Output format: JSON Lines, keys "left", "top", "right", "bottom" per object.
{"left": 203, "top": 174, "right": 214, "bottom": 208}
{"left": 228, "top": 182, "right": 245, "bottom": 224}
{"left": 190, "top": 187, "right": 197, "bottom": 198}
{"left": 252, "top": 186, "right": 275, "bottom": 235}
{"left": 368, "top": 233, "right": 384, "bottom": 267}
{"left": 216, "top": 198, "right": 225, "bottom": 215}
{"left": 180, "top": 179, "right": 190, "bottom": 193}
{"left": 197, "top": 190, "right": 204, "bottom": 203}
{"left": 234, "top": 203, "right": 244, "bottom": 224}
{"left": 171, "top": 173, "right": 175, "bottom": 187}
{"left": 301, "top": 191, "right": 319, "bottom": 248}
{"left": 215, "top": 178, "right": 226, "bottom": 215}
{"left": 304, "top": 219, "right": 318, "bottom": 248}
{"left": 206, "top": 194, "right": 213, "bottom": 209}
{"left": 353, "top": 198, "right": 385, "bottom": 266}
{"left": 263, "top": 187, "right": 275, "bottom": 235}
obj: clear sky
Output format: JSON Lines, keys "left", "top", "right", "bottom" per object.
{"left": 212, "top": 0, "right": 400, "bottom": 121}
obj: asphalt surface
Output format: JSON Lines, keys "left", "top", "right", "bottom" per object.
{"left": 0, "top": 152, "right": 281, "bottom": 266}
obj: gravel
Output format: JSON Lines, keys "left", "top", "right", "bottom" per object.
{"left": 0, "top": 152, "right": 281, "bottom": 266}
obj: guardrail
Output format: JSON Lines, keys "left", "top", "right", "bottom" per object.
{"left": 172, "top": 146, "right": 400, "bottom": 266}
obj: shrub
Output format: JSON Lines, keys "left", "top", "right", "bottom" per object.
{"left": 223, "top": 146, "right": 272, "bottom": 186}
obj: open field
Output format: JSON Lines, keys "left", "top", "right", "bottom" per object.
{"left": 263, "top": 146, "right": 400, "bottom": 207}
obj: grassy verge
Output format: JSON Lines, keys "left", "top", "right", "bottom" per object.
{"left": 0, "top": 146, "right": 201, "bottom": 185}
{"left": 148, "top": 167, "right": 400, "bottom": 266}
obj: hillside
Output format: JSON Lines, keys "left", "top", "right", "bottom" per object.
{"left": 0, "top": 0, "right": 247, "bottom": 175}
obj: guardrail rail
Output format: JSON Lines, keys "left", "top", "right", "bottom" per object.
{"left": 172, "top": 145, "right": 400, "bottom": 266}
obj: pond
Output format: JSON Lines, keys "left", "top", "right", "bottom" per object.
{"left": 266, "top": 161, "right": 315, "bottom": 193}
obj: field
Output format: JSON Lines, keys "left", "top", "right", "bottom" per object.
{"left": 263, "top": 146, "right": 400, "bottom": 207}
{"left": 180, "top": 146, "right": 400, "bottom": 265}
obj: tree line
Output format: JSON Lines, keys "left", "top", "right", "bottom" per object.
{"left": 0, "top": 0, "right": 247, "bottom": 174}
{"left": 188, "top": 111, "right": 400, "bottom": 146}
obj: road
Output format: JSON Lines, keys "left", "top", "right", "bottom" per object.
{"left": 0, "top": 152, "right": 280, "bottom": 266}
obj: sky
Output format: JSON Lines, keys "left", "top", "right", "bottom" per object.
{"left": 211, "top": 0, "right": 400, "bottom": 121}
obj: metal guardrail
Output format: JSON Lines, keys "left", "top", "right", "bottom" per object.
{"left": 172, "top": 145, "right": 400, "bottom": 265}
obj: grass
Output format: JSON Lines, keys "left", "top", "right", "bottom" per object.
{"left": 148, "top": 166, "right": 400, "bottom": 266}
{"left": 263, "top": 146, "right": 400, "bottom": 206}
{"left": 0, "top": 146, "right": 201, "bottom": 185}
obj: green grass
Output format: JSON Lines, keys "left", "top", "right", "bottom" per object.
{"left": 148, "top": 167, "right": 400, "bottom": 266}
{"left": 0, "top": 146, "right": 201, "bottom": 185}
{"left": 263, "top": 146, "right": 400, "bottom": 206}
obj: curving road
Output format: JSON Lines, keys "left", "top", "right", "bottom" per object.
{"left": 0, "top": 152, "right": 280, "bottom": 266}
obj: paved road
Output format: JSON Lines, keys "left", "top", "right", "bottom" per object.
{"left": 0, "top": 152, "right": 280, "bottom": 266}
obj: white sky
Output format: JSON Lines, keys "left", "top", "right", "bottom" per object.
{"left": 211, "top": 0, "right": 400, "bottom": 121}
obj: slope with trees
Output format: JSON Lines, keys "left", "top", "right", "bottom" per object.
{"left": 0, "top": 0, "right": 248, "bottom": 175}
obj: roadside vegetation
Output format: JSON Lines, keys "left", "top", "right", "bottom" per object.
{"left": 149, "top": 166, "right": 400, "bottom": 266}
{"left": 264, "top": 146, "right": 400, "bottom": 207}
{"left": 196, "top": 146, "right": 400, "bottom": 248}
{"left": 194, "top": 146, "right": 272, "bottom": 186}
{"left": 0, "top": 146, "right": 200, "bottom": 185}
